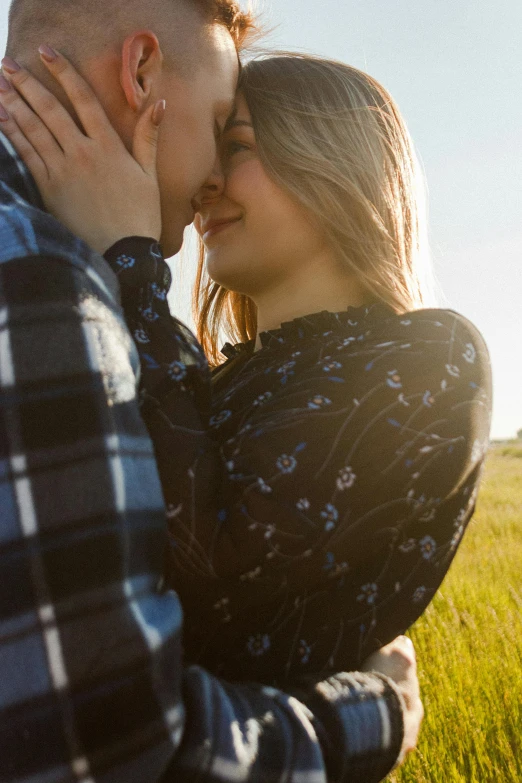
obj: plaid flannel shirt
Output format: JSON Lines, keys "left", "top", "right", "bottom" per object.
{"left": 0, "top": 133, "right": 405, "bottom": 783}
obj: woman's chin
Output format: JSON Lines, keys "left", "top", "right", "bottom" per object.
{"left": 206, "top": 257, "right": 254, "bottom": 295}
{"left": 206, "top": 251, "right": 238, "bottom": 286}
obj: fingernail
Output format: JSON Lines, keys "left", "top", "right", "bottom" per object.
{"left": 152, "top": 99, "right": 166, "bottom": 127}
{"left": 0, "top": 103, "right": 9, "bottom": 122}
{"left": 38, "top": 45, "right": 58, "bottom": 63}
{"left": 0, "top": 74, "right": 11, "bottom": 93}
{"left": 1, "top": 57, "right": 21, "bottom": 74}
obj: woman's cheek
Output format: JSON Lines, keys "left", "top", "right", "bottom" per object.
{"left": 226, "top": 158, "right": 265, "bottom": 206}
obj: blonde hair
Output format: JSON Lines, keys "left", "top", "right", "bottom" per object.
{"left": 193, "top": 53, "right": 434, "bottom": 366}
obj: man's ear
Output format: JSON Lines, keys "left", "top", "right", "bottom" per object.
{"left": 120, "top": 31, "right": 163, "bottom": 112}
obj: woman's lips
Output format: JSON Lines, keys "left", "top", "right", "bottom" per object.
{"left": 203, "top": 218, "right": 242, "bottom": 242}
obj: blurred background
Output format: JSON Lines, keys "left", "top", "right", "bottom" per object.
{"left": 1, "top": 0, "right": 520, "bottom": 440}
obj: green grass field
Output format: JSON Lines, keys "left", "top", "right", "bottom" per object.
{"left": 387, "top": 445, "right": 522, "bottom": 783}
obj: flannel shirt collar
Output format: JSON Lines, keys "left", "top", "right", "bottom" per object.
{"left": 0, "top": 132, "right": 121, "bottom": 302}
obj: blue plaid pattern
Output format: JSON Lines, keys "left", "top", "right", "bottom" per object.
{"left": 0, "top": 132, "right": 405, "bottom": 783}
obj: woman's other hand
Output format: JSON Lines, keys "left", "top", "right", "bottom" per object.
{"left": 0, "top": 47, "right": 165, "bottom": 255}
{"left": 362, "top": 635, "right": 424, "bottom": 766}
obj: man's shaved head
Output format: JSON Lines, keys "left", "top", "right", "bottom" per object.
{"left": 4, "top": 0, "right": 255, "bottom": 258}
{"left": 6, "top": 0, "right": 254, "bottom": 72}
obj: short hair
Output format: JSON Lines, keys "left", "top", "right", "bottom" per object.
{"left": 193, "top": 0, "right": 256, "bottom": 48}
{"left": 6, "top": 0, "right": 256, "bottom": 70}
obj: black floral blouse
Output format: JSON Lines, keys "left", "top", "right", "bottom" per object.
{"left": 105, "top": 237, "right": 492, "bottom": 687}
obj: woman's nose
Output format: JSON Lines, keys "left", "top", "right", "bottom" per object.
{"left": 192, "top": 155, "right": 225, "bottom": 211}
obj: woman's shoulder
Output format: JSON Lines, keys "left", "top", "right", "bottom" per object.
{"left": 374, "top": 306, "right": 483, "bottom": 338}
{"left": 326, "top": 306, "right": 492, "bottom": 393}
{"left": 363, "top": 306, "right": 490, "bottom": 361}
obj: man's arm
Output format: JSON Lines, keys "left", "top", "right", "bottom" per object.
{"left": 0, "top": 253, "right": 407, "bottom": 783}
{"left": 0, "top": 253, "right": 184, "bottom": 782}
{"left": 166, "top": 665, "right": 406, "bottom": 783}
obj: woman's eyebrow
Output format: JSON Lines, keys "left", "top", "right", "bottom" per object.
{"left": 224, "top": 118, "right": 254, "bottom": 132}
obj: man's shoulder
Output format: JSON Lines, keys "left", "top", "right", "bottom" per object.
{"left": 0, "top": 180, "right": 119, "bottom": 301}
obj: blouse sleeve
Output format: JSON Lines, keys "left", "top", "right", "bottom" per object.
{"left": 104, "top": 238, "right": 492, "bottom": 683}
{"left": 103, "top": 236, "right": 212, "bottom": 418}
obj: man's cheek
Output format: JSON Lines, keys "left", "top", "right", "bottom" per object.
{"left": 201, "top": 131, "right": 218, "bottom": 173}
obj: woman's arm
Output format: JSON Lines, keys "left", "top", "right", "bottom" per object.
{"left": 103, "top": 235, "right": 212, "bottom": 416}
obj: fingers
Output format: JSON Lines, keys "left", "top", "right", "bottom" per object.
{"left": 0, "top": 99, "right": 50, "bottom": 188}
{"left": 2, "top": 48, "right": 116, "bottom": 143}
{"left": 393, "top": 635, "right": 417, "bottom": 664}
{"left": 360, "top": 634, "right": 417, "bottom": 680}
{"left": 391, "top": 634, "right": 416, "bottom": 657}
{"left": 132, "top": 100, "right": 166, "bottom": 177}
{"left": 383, "top": 637, "right": 417, "bottom": 674}
{"left": 0, "top": 67, "right": 64, "bottom": 168}
{"left": 152, "top": 100, "right": 167, "bottom": 129}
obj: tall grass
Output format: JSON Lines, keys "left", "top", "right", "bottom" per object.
{"left": 388, "top": 447, "right": 522, "bottom": 783}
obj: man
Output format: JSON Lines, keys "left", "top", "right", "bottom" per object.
{"left": 0, "top": 1, "right": 423, "bottom": 781}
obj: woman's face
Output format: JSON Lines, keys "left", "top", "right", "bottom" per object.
{"left": 194, "top": 93, "right": 329, "bottom": 297}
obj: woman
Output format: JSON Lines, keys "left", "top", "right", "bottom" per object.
{"left": 0, "top": 51, "right": 492, "bottom": 687}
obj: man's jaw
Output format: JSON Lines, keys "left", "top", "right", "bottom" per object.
{"left": 161, "top": 207, "right": 196, "bottom": 258}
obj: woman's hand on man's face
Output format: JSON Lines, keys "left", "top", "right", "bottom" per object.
{"left": 0, "top": 47, "right": 165, "bottom": 255}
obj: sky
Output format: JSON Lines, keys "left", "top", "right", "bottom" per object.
{"left": 1, "top": 0, "right": 520, "bottom": 439}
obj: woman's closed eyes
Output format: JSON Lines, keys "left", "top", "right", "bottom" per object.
{"left": 221, "top": 139, "right": 252, "bottom": 158}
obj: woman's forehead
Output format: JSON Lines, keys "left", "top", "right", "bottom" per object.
{"left": 224, "top": 92, "right": 252, "bottom": 131}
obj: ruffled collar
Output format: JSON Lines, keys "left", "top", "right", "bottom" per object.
{"left": 220, "top": 302, "right": 393, "bottom": 359}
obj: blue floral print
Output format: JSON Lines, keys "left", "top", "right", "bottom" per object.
{"left": 357, "top": 583, "right": 379, "bottom": 605}
{"left": 247, "top": 634, "right": 271, "bottom": 657}
{"left": 308, "top": 394, "right": 332, "bottom": 410}
{"left": 323, "top": 360, "right": 342, "bottom": 373}
{"left": 167, "top": 361, "right": 187, "bottom": 382}
{"left": 277, "top": 454, "right": 298, "bottom": 474}
{"left": 111, "top": 254, "right": 492, "bottom": 688}
{"left": 336, "top": 466, "right": 356, "bottom": 491}
{"left": 115, "top": 253, "right": 136, "bottom": 270}
{"left": 210, "top": 410, "right": 232, "bottom": 427}
{"left": 386, "top": 370, "right": 402, "bottom": 389}
{"left": 423, "top": 390, "right": 436, "bottom": 407}
{"left": 321, "top": 503, "right": 339, "bottom": 531}
{"left": 413, "top": 586, "right": 427, "bottom": 603}
{"left": 140, "top": 306, "right": 159, "bottom": 322}
{"left": 298, "top": 640, "right": 312, "bottom": 665}
{"left": 419, "top": 536, "right": 437, "bottom": 560}
{"left": 134, "top": 326, "right": 150, "bottom": 344}
{"left": 159, "top": 306, "right": 491, "bottom": 685}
